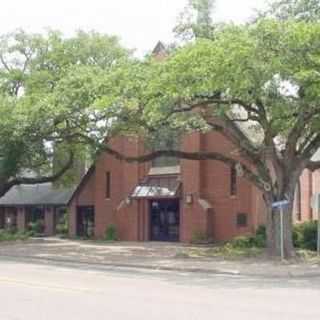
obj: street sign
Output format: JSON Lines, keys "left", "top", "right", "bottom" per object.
{"left": 272, "top": 199, "right": 289, "bottom": 260}
{"left": 272, "top": 200, "right": 289, "bottom": 209}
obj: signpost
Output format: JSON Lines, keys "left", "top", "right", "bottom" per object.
{"left": 272, "top": 199, "right": 289, "bottom": 260}
{"left": 310, "top": 193, "right": 320, "bottom": 256}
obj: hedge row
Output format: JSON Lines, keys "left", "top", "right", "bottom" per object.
{"left": 230, "top": 222, "right": 319, "bottom": 251}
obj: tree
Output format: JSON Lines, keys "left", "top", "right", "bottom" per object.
{"left": 260, "top": 0, "right": 320, "bottom": 21}
{"left": 0, "top": 30, "right": 130, "bottom": 198}
{"left": 174, "top": 0, "right": 216, "bottom": 40}
{"left": 90, "top": 18, "right": 320, "bottom": 258}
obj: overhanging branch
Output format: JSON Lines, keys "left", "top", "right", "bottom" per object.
{"left": 307, "top": 160, "right": 320, "bottom": 172}
{"left": 100, "top": 143, "right": 270, "bottom": 192}
{"left": 0, "top": 151, "right": 74, "bottom": 198}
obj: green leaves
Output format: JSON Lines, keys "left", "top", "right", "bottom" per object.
{"left": 262, "top": 0, "right": 320, "bottom": 22}
{"left": 0, "top": 30, "right": 131, "bottom": 187}
{"left": 96, "top": 18, "right": 320, "bottom": 153}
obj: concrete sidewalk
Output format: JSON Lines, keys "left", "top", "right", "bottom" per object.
{"left": 0, "top": 238, "right": 320, "bottom": 278}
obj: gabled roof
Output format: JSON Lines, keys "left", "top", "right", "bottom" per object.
{"left": 0, "top": 183, "right": 75, "bottom": 207}
{"left": 152, "top": 41, "right": 167, "bottom": 56}
{"left": 67, "top": 165, "right": 95, "bottom": 205}
{"left": 312, "top": 149, "right": 320, "bottom": 161}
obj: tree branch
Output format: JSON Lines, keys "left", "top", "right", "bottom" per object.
{"left": 0, "top": 151, "right": 74, "bottom": 198}
{"left": 64, "top": 129, "right": 270, "bottom": 192}
{"left": 307, "top": 160, "right": 320, "bottom": 172}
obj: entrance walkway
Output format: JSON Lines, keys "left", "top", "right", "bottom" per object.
{"left": 0, "top": 238, "right": 319, "bottom": 278}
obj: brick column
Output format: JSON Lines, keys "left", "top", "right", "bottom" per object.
{"left": 181, "top": 132, "right": 208, "bottom": 242}
{"left": 17, "top": 207, "right": 26, "bottom": 232}
{"left": 0, "top": 207, "right": 4, "bottom": 229}
{"left": 44, "top": 207, "right": 55, "bottom": 236}
{"left": 69, "top": 203, "right": 77, "bottom": 237}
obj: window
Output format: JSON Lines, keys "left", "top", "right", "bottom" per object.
{"left": 236, "top": 213, "right": 247, "bottom": 227}
{"left": 230, "top": 165, "right": 237, "bottom": 196}
{"left": 296, "top": 181, "right": 302, "bottom": 221}
{"left": 149, "top": 129, "right": 180, "bottom": 168}
{"left": 105, "top": 172, "right": 111, "bottom": 199}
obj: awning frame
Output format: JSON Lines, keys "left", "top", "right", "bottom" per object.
{"left": 130, "top": 175, "right": 181, "bottom": 199}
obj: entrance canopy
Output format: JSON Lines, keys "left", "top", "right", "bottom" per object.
{"left": 131, "top": 175, "right": 181, "bottom": 199}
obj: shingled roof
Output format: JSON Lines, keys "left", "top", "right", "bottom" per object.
{"left": 0, "top": 183, "right": 75, "bottom": 206}
{"left": 312, "top": 149, "right": 320, "bottom": 162}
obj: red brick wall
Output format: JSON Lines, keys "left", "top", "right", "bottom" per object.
{"left": 44, "top": 207, "right": 55, "bottom": 236}
{"left": 180, "top": 132, "right": 211, "bottom": 241}
{"left": 16, "top": 207, "right": 26, "bottom": 232}
{"left": 69, "top": 169, "right": 96, "bottom": 237}
{"left": 94, "top": 136, "right": 148, "bottom": 240}
{"left": 179, "top": 131, "right": 257, "bottom": 242}
{"left": 69, "top": 132, "right": 265, "bottom": 242}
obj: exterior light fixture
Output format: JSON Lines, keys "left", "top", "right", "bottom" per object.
{"left": 186, "top": 194, "right": 193, "bottom": 204}
{"left": 125, "top": 197, "right": 132, "bottom": 205}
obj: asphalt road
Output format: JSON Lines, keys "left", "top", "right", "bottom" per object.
{"left": 0, "top": 258, "right": 320, "bottom": 320}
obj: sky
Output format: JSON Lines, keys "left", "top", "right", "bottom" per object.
{"left": 0, "top": 0, "right": 267, "bottom": 56}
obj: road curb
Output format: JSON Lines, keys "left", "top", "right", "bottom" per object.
{"left": 0, "top": 254, "right": 241, "bottom": 275}
{"left": 1, "top": 254, "right": 320, "bottom": 278}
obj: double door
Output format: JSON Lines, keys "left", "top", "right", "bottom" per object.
{"left": 150, "top": 200, "right": 180, "bottom": 241}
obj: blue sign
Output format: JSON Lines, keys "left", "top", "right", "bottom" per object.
{"left": 272, "top": 200, "right": 289, "bottom": 209}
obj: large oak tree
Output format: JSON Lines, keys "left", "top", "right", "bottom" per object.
{"left": 89, "top": 17, "right": 320, "bottom": 258}
{"left": 0, "top": 30, "right": 130, "bottom": 197}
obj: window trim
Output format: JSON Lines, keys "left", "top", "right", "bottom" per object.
{"left": 236, "top": 212, "right": 248, "bottom": 228}
{"left": 230, "top": 165, "right": 237, "bottom": 197}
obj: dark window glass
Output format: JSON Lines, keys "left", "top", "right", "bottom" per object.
{"left": 230, "top": 165, "right": 237, "bottom": 196}
{"left": 237, "top": 213, "right": 247, "bottom": 227}
{"left": 296, "top": 181, "right": 302, "bottom": 221}
{"left": 151, "top": 134, "right": 180, "bottom": 168}
{"left": 106, "top": 172, "right": 111, "bottom": 199}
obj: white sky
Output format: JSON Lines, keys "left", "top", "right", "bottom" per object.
{"left": 0, "top": 0, "right": 267, "bottom": 56}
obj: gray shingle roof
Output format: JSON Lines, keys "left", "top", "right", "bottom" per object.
{"left": 0, "top": 183, "right": 75, "bottom": 206}
{"left": 312, "top": 149, "right": 320, "bottom": 162}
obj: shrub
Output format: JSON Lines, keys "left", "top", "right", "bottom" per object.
{"left": 28, "top": 220, "right": 44, "bottom": 236}
{"left": 56, "top": 211, "right": 69, "bottom": 236}
{"left": 293, "top": 221, "right": 317, "bottom": 251}
{"left": 229, "top": 236, "right": 253, "bottom": 248}
{"left": 254, "top": 225, "right": 266, "bottom": 248}
{"left": 228, "top": 225, "right": 266, "bottom": 249}
{"left": 105, "top": 224, "right": 117, "bottom": 241}
{"left": 256, "top": 225, "right": 266, "bottom": 238}
{"left": 0, "top": 230, "right": 30, "bottom": 242}
{"left": 191, "top": 231, "right": 210, "bottom": 244}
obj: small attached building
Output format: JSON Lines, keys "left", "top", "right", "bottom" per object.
{"left": 0, "top": 183, "right": 74, "bottom": 235}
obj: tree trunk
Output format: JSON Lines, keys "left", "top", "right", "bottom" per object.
{"left": 265, "top": 188, "right": 295, "bottom": 259}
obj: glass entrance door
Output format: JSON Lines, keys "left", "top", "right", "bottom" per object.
{"left": 150, "top": 199, "right": 179, "bottom": 241}
{"left": 76, "top": 206, "right": 95, "bottom": 238}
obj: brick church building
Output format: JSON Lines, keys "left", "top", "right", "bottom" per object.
{"left": 67, "top": 130, "right": 320, "bottom": 243}
{"left": 1, "top": 42, "right": 318, "bottom": 242}
{"left": 67, "top": 43, "right": 320, "bottom": 243}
